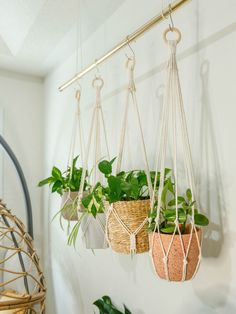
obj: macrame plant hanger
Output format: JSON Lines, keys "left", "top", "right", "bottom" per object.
{"left": 106, "top": 56, "right": 153, "bottom": 255}
{"left": 78, "top": 76, "right": 109, "bottom": 249}
{"left": 60, "top": 87, "right": 86, "bottom": 225}
{"left": 149, "top": 28, "right": 202, "bottom": 281}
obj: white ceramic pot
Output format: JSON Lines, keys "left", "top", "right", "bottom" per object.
{"left": 81, "top": 213, "right": 108, "bottom": 249}
{"left": 60, "top": 191, "right": 89, "bottom": 221}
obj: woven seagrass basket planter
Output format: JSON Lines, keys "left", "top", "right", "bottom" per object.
{"left": 150, "top": 225, "right": 202, "bottom": 281}
{"left": 107, "top": 199, "right": 150, "bottom": 254}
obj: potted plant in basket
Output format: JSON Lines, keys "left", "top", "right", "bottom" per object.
{"left": 38, "top": 156, "right": 88, "bottom": 221}
{"left": 148, "top": 171, "right": 209, "bottom": 281}
{"left": 95, "top": 158, "right": 171, "bottom": 254}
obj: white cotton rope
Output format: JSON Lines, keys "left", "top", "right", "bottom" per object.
{"left": 77, "top": 77, "right": 109, "bottom": 247}
{"left": 106, "top": 57, "right": 152, "bottom": 254}
{"left": 150, "top": 36, "right": 202, "bottom": 282}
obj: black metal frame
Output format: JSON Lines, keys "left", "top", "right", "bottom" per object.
{"left": 0, "top": 134, "right": 33, "bottom": 238}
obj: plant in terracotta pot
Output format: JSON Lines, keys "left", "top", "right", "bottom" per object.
{"left": 97, "top": 158, "right": 171, "bottom": 254}
{"left": 38, "top": 156, "right": 88, "bottom": 221}
{"left": 93, "top": 295, "right": 132, "bottom": 314}
{"left": 148, "top": 174, "right": 209, "bottom": 281}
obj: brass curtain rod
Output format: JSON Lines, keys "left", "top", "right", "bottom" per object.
{"left": 58, "top": 0, "right": 190, "bottom": 92}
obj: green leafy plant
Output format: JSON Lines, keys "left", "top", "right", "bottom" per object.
{"left": 97, "top": 158, "right": 170, "bottom": 204}
{"left": 38, "top": 155, "right": 88, "bottom": 195}
{"left": 148, "top": 170, "right": 209, "bottom": 234}
{"left": 93, "top": 296, "right": 132, "bottom": 314}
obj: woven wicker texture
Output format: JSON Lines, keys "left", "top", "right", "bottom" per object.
{"left": 0, "top": 200, "right": 46, "bottom": 313}
{"left": 107, "top": 199, "right": 150, "bottom": 254}
{"left": 151, "top": 226, "right": 202, "bottom": 281}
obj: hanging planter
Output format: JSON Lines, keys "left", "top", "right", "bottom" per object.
{"left": 99, "top": 164, "right": 152, "bottom": 254}
{"left": 95, "top": 57, "right": 154, "bottom": 255}
{"left": 60, "top": 191, "right": 79, "bottom": 221}
{"left": 66, "top": 77, "right": 110, "bottom": 249}
{"left": 149, "top": 28, "right": 209, "bottom": 281}
{"left": 60, "top": 190, "right": 89, "bottom": 221}
{"left": 38, "top": 155, "right": 88, "bottom": 222}
{"left": 81, "top": 213, "right": 108, "bottom": 249}
{"left": 107, "top": 199, "right": 150, "bottom": 254}
{"left": 151, "top": 225, "right": 202, "bottom": 281}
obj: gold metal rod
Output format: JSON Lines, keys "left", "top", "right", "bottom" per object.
{"left": 58, "top": 0, "right": 190, "bottom": 92}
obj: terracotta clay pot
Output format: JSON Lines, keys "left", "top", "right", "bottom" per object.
{"left": 150, "top": 225, "right": 202, "bottom": 281}
{"left": 106, "top": 199, "right": 150, "bottom": 254}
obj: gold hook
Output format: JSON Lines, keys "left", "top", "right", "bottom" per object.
{"left": 168, "top": 4, "right": 175, "bottom": 31}
{"left": 125, "top": 36, "right": 136, "bottom": 60}
{"left": 161, "top": 2, "right": 175, "bottom": 31}
{"left": 94, "top": 59, "right": 101, "bottom": 78}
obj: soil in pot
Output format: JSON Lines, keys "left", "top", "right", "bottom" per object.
{"left": 107, "top": 199, "right": 150, "bottom": 254}
{"left": 150, "top": 224, "right": 202, "bottom": 281}
{"left": 81, "top": 213, "right": 108, "bottom": 249}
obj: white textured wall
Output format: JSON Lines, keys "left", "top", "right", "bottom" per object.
{"left": 43, "top": 0, "right": 236, "bottom": 313}
{"left": 0, "top": 69, "right": 44, "bottom": 253}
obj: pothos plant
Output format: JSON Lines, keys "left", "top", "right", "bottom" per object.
{"left": 97, "top": 158, "right": 172, "bottom": 203}
{"left": 80, "top": 158, "right": 171, "bottom": 216}
{"left": 38, "top": 156, "right": 92, "bottom": 243}
{"left": 38, "top": 155, "right": 88, "bottom": 195}
{"left": 68, "top": 157, "right": 161, "bottom": 246}
{"left": 148, "top": 170, "right": 209, "bottom": 234}
{"left": 93, "top": 296, "right": 132, "bottom": 314}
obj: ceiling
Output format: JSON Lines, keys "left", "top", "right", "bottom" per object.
{"left": 0, "top": 0, "right": 125, "bottom": 77}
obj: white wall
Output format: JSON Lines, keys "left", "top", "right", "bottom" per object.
{"left": 43, "top": 0, "right": 236, "bottom": 313}
{"left": 0, "top": 69, "right": 44, "bottom": 253}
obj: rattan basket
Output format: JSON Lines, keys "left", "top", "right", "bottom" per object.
{"left": 106, "top": 199, "right": 150, "bottom": 254}
{"left": 0, "top": 200, "right": 46, "bottom": 313}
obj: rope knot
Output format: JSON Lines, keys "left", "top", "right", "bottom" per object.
{"left": 130, "top": 233, "right": 136, "bottom": 254}
{"left": 183, "top": 258, "right": 188, "bottom": 265}
{"left": 128, "top": 70, "right": 136, "bottom": 92}
{"left": 154, "top": 216, "right": 160, "bottom": 224}
{"left": 174, "top": 218, "right": 179, "bottom": 225}
{"left": 162, "top": 256, "right": 168, "bottom": 264}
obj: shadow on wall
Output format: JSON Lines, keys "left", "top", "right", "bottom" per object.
{"left": 197, "top": 60, "right": 226, "bottom": 259}
{"left": 51, "top": 221, "right": 85, "bottom": 313}
{"left": 193, "top": 60, "right": 232, "bottom": 311}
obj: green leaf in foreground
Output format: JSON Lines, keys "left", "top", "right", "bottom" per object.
{"left": 38, "top": 177, "right": 52, "bottom": 187}
{"left": 194, "top": 213, "right": 209, "bottom": 226}
{"left": 98, "top": 160, "right": 113, "bottom": 175}
{"left": 52, "top": 166, "right": 62, "bottom": 179}
{"left": 160, "top": 224, "right": 176, "bottom": 234}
